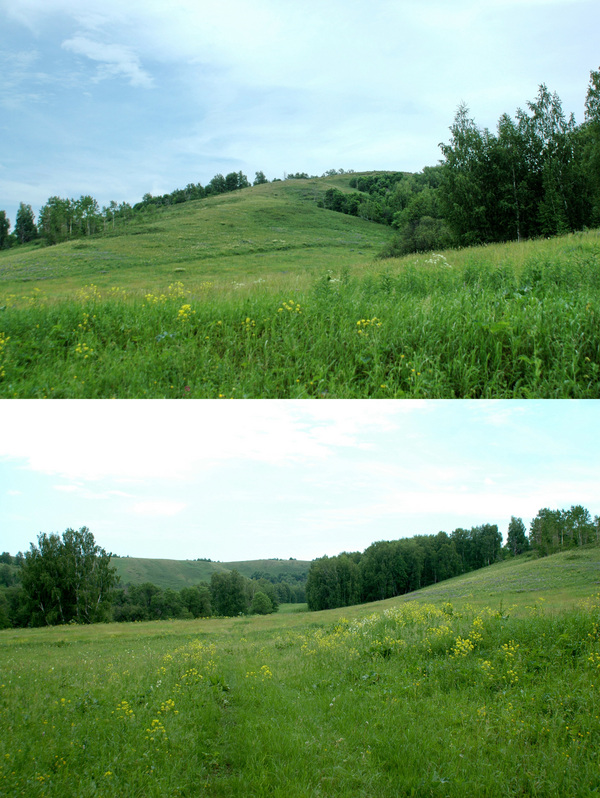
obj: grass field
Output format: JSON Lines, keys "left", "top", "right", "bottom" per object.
{"left": 1, "top": 176, "right": 599, "bottom": 398}
{"left": 110, "top": 557, "right": 310, "bottom": 591}
{"left": 2, "top": 546, "right": 600, "bottom": 796}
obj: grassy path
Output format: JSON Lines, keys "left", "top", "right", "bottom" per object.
{"left": 3, "top": 549, "right": 600, "bottom": 795}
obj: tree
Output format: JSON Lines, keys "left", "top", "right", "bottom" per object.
{"left": 439, "top": 104, "right": 490, "bottom": 245}
{"left": 306, "top": 556, "right": 341, "bottom": 610}
{"left": 506, "top": 516, "right": 528, "bottom": 556}
{"left": 583, "top": 67, "right": 600, "bottom": 224}
{"left": 0, "top": 211, "right": 10, "bottom": 249}
{"left": 254, "top": 171, "right": 268, "bottom": 185}
{"left": 524, "top": 85, "right": 580, "bottom": 235}
{"left": 563, "top": 505, "right": 594, "bottom": 547}
{"left": 210, "top": 570, "right": 247, "bottom": 616}
{"left": 20, "top": 527, "right": 118, "bottom": 625}
{"left": 208, "top": 174, "right": 226, "bottom": 194}
{"left": 225, "top": 172, "right": 240, "bottom": 192}
{"left": 529, "top": 508, "right": 563, "bottom": 555}
{"left": 251, "top": 591, "right": 274, "bottom": 614}
{"left": 180, "top": 584, "right": 211, "bottom": 617}
{"left": 76, "top": 196, "right": 101, "bottom": 236}
{"left": 38, "top": 196, "right": 71, "bottom": 244}
{"left": 14, "top": 202, "right": 37, "bottom": 244}
{"left": 390, "top": 188, "right": 451, "bottom": 254}
{"left": 494, "top": 113, "right": 532, "bottom": 242}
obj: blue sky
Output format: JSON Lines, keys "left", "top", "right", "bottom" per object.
{"left": 1, "top": 0, "right": 599, "bottom": 228}
{"left": 1, "top": 400, "right": 598, "bottom": 561}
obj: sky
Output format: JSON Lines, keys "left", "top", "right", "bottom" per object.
{"left": 1, "top": 0, "right": 599, "bottom": 228}
{"left": 1, "top": 400, "right": 599, "bottom": 562}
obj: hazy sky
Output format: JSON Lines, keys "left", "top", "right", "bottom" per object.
{"left": 1, "top": 0, "right": 599, "bottom": 226}
{"left": 1, "top": 400, "right": 598, "bottom": 562}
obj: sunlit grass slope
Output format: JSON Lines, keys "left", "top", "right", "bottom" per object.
{"left": 111, "top": 556, "right": 310, "bottom": 591}
{"left": 2, "top": 547, "right": 600, "bottom": 796}
{"left": 1, "top": 177, "right": 599, "bottom": 397}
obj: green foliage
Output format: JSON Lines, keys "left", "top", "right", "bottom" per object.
{"left": 0, "top": 210, "right": 10, "bottom": 249}
{"left": 529, "top": 505, "right": 598, "bottom": 556}
{"left": 507, "top": 516, "right": 529, "bottom": 556}
{"left": 438, "top": 77, "right": 599, "bottom": 246}
{"left": 180, "top": 584, "right": 212, "bottom": 617}
{"left": 14, "top": 202, "right": 37, "bottom": 244}
{"left": 307, "top": 525, "right": 503, "bottom": 611}
{"left": 250, "top": 591, "right": 274, "bottom": 614}
{"left": 20, "top": 528, "right": 118, "bottom": 626}
{"left": 210, "top": 570, "right": 249, "bottom": 616}
{"left": 253, "top": 170, "right": 268, "bottom": 185}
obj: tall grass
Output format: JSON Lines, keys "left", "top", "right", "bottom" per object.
{"left": 2, "top": 244, "right": 600, "bottom": 397}
{"left": 2, "top": 590, "right": 600, "bottom": 796}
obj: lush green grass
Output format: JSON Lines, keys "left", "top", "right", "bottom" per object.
{"left": 110, "top": 557, "right": 310, "bottom": 591}
{"left": 3, "top": 547, "right": 600, "bottom": 796}
{"left": 1, "top": 177, "right": 600, "bottom": 397}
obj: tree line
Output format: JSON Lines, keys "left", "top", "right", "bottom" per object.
{"left": 2, "top": 506, "right": 596, "bottom": 626}
{"left": 0, "top": 528, "right": 306, "bottom": 629}
{"left": 320, "top": 67, "right": 600, "bottom": 256}
{"left": 306, "top": 504, "right": 599, "bottom": 611}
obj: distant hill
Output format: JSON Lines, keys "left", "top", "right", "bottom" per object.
{"left": 110, "top": 555, "right": 311, "bottom": 591}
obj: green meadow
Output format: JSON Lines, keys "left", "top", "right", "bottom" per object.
{"left": 1, "top": 175, "right": 600, "bottom": 398}
{"left": 3, "top": 546, "right": 600, "bottom": 797}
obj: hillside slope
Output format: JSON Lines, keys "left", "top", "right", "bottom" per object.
{"left": 111, "top": 555, "right": 311, "bottom": 591}
{"left": 109, "top": 546, "right": 600, "bottom": 607}
{"left": 0, "top": 173, "right": 393, "bottom": 300}
{"left": 357, "top": 545, "right": 600, "bottom": 616}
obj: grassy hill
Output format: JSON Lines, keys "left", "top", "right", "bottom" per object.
{"left": 3, "top": 546, "right": 600, "bottom": 796}
{"left": 111, "top": 555, "right": 310, "bottom": 590}
{"left": 355, "top": 545, "right": 600, "bottom": 616}
{"left": 0, "top": 173, "right": 392, "bottom": 301}
{"left": 1, "top": 174, "right": 600, "bottom": 397}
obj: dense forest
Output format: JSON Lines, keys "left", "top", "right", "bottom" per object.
{"left": 2, "top": 68, "right": 597, "bottom": 255}
{"left": 306, "top": 505, "right": 599, "bottom": 611}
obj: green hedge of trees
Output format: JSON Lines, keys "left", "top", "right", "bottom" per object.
{"left": 0, "top": 529, "right": 308, "bottom": 629}
{"left": 306, "top": 524, "right": 503, "bottom": 611}
{"left": 306, "top": 505, "right": 600, "bottom": 611}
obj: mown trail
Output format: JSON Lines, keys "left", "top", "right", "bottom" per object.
{"left": 2, "top": 590, "right": 600, "bottom": 796}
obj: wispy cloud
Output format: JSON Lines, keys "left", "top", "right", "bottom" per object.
{"left": 61, "top": 36, "right": 153, "bottom": 88}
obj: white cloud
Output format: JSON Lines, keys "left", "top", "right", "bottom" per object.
{"left": 61, "top": 36, "right": 153, "bottom": 88}
{"left": 0, "top": 400, "right": 406, "bottom": 481}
